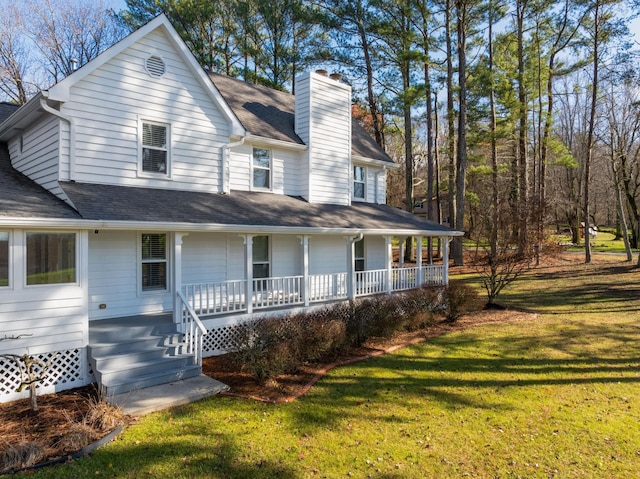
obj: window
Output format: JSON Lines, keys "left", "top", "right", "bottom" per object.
{"left": 354, "top": 238, "right": 365, "bottom": 272}
{"left": 353, "top": 165, "right": 365, "bottom": 199}
{"left": 252, "top": 148, "right": 271, "bottom": 189}
{"left": 252, "top": 236, "right": 270, "bottom": 279}
{"left": 142, "top": 122, "right": 168, "bottom": 174}
{"left": 0, "top": 232, "right": 8, "bottom": 287}
{"left": 141, "top": 233, "right": 167, "bottom": 291}
{"left": 26, "top": 233, "right": 76, "bottom": 285}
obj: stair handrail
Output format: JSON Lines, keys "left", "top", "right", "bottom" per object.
{"left": 177, "top": 290, "right": 207, "bottom": 366}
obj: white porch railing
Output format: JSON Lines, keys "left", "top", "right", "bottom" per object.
{"left": 309, "top": 273, "right": 348, "bottom": 303}
{"left": 252, "top": 275, "right": 304, "bottom": 308}
{"left": 393, "top": 266, "right": 419, "bottom": 291}
{"left": 183, "top": 280, "right": 247, "bottom": 317}
{"left": 423, "top": 265, "right": 444, "bottom": 284}
{"left": 182, "top": 265, "right": 446, "bottom": 318}
{"left": 355, "top": 269, "right": 387, "bottom": 296}
{"left": 176, "top": 290, "right": 207, "bottom": 366}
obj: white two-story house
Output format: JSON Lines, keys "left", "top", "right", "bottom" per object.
{"left": 0, "top": 15, "right": 461, "bottom": 403}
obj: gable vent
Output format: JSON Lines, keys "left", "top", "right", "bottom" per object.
{"left": 145, "top": 55, "right": 166, "bottom": 78}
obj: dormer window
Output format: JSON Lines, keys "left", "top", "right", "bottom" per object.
{"left": 141, "top": 121, "right": 169, "bottom": 175}
{"left": 353, "top": 165, "right": 366, "bottom": 200}
{"left": 252, "top": 148, "right": 271, "bottom": 189}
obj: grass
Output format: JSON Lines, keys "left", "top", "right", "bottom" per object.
{"left": 26, "top": 254, "right": 640, "bottom": 478}
{"left": 551, "top": 228, "right": 636, "bottom": 254}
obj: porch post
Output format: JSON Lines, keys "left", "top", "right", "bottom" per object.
{"left": 385, "top": 236, "right": 393, "bottom": 293}
{"left": 443, "top": 236, "right": 451, "bottom": 285}
{"left": 173, "top": 233, "right": 188, "bottom": 325}
{"left": 299, "top": 235, "right": 310, "bottom": 306}
{"left": 398, "top": 237, "right": 406, "bottom": 268}
{"left": 242, "top": 234, "right": 254, "bottom": 313}
{"left": 346, "top": 234, "right": 360, "bottom": 299}
{"left": 416, "top": 235, "right": 423, "bottom": 286}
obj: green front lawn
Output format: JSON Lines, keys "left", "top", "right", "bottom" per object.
{"left": 29, "top": 255, "right": 640, "bottom": 478}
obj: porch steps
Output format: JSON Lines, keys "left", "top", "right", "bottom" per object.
{"left": 88, "top": 314, "right": 201, "bottom": 397}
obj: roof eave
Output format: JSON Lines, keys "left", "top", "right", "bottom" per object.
{"left": 0, "top": 217, "right": 463, "bottom": 237}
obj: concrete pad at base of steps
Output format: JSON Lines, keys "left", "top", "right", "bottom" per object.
{"left": 108, "top": 375, "right": 229, "bottom": 416}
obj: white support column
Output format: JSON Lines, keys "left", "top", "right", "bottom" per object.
{"left": 385, "top": 236, "right": 393, "bottom": 293}
{"left": 416, "top": 235, "right": 423, "bottom": 286}
{"left": 299, "top": 235, "right": 310, "bottom": 306}
{"left": 173, "top": 232, "right": 188, "bottom": 326}
{"left": 443, "top": 237, "right": 451, "bottom": 285}
{"left": 345, "top": 234, "right": 362, "bottom": 299}
{"left": 398, "top": 237, "right": 406, "bottom": 268}
{"left": 242, "top": 234, "right": 254, "bottom": 313}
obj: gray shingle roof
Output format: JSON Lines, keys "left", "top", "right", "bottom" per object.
{"left": 0, "top": 103, "right": 20, "bottom": 124}
{"left": 60, "top": 182, "right": 454, "bottom": 234}
{"left": 209, "top": 73, "right": 394, "bottom": 164}
{"left": 0, "top": 144, "right": 81, "bottom": 219}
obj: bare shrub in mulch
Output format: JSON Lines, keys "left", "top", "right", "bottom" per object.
{"left": 0, "top": 440, "right": 46, "bottom": 472}
{"left": 227, "top": 285, "right": 462, "bottom": 384}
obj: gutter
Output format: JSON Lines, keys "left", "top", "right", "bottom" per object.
{"left": 0, "top": 217, "right": 465, "bottom": 237}
{"left": 40, "top": 93, "right": 75, "bottom": 181}
{"left": 220, "top": 137, "right": 244, "bottom": 194}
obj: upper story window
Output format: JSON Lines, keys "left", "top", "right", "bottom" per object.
{"left": 0, "top": 232, "right": 8, "bottom": 287}
{"left": 353, "top": 165, "right": 366, "bottom": 200}
{"left": 26, "top": 232, "right": 76, "bottom": 285}
{"left": 141, "top": 233, "right": 167, "bottom": 291}
{"left": 141, "top": 121, "right": 169, "bottom": 175}
{"left": 252, "top": 148, "right": 271, "bottom": 189}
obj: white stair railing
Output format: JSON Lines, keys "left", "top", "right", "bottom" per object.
{"left": 176, "top": 290, "right": 207, "bottom": 366}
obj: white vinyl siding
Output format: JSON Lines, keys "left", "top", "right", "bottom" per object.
{"left": 295, "top": 73, "right": 351, "bottom": 205}
{"left": 88, "top": 231, "right": 171, "bottom": 319}
{"left": 309, "top": 236, "right": 347, "bottom": 274}
{"left": 62, "top": 28, "right": 229, "bottom": 192}
{"left": 9, "top": 115, "right": 68, "bottom": 201}
{"left": 228, "top": 143, "right": 303, "bottom": 196}
{"left": 0, "top": 229, "right": 89, "bottom": 401}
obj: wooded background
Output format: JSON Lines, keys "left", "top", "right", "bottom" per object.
{"left": 1, "top": 0, "right": 639, "bottom": 265}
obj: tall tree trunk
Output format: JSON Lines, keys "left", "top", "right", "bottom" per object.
{"left": 516, "top": 0, "right": 528, "bottom": 255}
{"left": 584, "top": 1, "right": 600, "bottom": 264}
{"left": 488, "top": 4, "right": 498, "bottom": 259}
{"left": 453, "top": 0, "right": 467, "bottom": 266}
{"left": 446, "top": 0, "right": 456, "bottom": 237}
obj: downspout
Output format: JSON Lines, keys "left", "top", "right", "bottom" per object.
{"left": 221, "top": 137, "right": 245, "bottom": 194}
{"left": 40, "top": 94, "right": 75, "bottom": 181}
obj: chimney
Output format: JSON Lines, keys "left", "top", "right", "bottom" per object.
{"left": 70, "top": 58, "right": 78, "bottom": 71}
{"left": 294, "top": 71, "right": 353, "bottom": 205}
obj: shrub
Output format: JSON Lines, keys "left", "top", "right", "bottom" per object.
{"left": 0, "top": 440, "right": 45, "bottom": 472}
{"left": 443, "top": 281, "right": 480, "bottom": 322}
{"left": 228, "top": 284, "right": 453, "bottom": 382}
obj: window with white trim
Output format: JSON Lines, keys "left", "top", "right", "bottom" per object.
{"left": 353, "top": 165, "right": 366, "bottom": 200}
{"left": 354, "top": 238, "right": 365, "bottom": 272}
{"left": 252, "top": 235, "right": 270, "bottom": 279}
{"left": 0, "top": 232, "right": 8, "bottom": 287}
{"left": 141, "top": 233, "right": 167, "bottom": 291}
{"left": 26, "top": 232, "right": 76, "bottom": 285}
{"left": 141, "top": 121, "right": 169, "bottom": 174}
{"left": 252, "top": 148, "right": 271, "bottom": 189}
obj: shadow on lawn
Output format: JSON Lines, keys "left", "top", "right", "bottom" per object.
{"left": 68, "top": 434, "right": 298, "bottom": 479}
{"left": 288, "top": 325, "right": 640, "bottom": 433}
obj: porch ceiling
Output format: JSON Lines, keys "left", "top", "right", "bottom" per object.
{"left": 60, "top": 182, "right": 460, "bottom": 236}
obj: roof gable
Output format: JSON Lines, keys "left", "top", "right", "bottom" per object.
{"left": 45, "top": 15, "right": 243, "bottom": 137}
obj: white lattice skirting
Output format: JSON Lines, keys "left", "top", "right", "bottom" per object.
{"left": 202, "top": 324, "right": 242, "bottom": 357}
{"left": 0, "top": 348, "right": 92, "bottom": 403}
